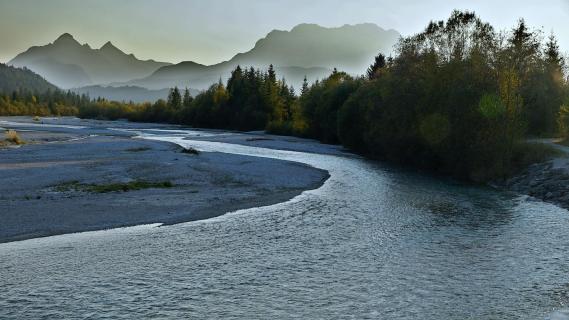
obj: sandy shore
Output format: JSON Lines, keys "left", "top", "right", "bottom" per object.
{"left": 0, "top": 117, "right": 330, "bottom": 243}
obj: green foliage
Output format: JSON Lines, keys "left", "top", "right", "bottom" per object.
{"left": 183, "top": 88, "right": 193, "bottom": 107}
{"left": 0, "top": 88, "right": 84, "bottom": 117}
{"left": 0, "top": 63, "right": 57, "bottom": 93}
{"left": 419, "top": 113, "right": 450, "bottom": 146}
{"left": 179, "top": 65, "right": 297, "bottom": 131}
{"left": 298, "top": 71, "right": 363, "bottom": 143}
{"left": 299, "top": 10, "right": 567, "bottom": 181}
{"left": 167, "top": 87, "right": 182, "bottom": 109}
{"left": 479, "top": 94, "right": 505, "bottom": 119}
{"left": 366, "top": 53, "right": 387, "bottom": 80}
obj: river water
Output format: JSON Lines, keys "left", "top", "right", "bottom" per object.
{"left": 1, "top": 125, "right": 569, "bottom": 319}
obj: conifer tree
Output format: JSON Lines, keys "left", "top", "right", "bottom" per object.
{"left": 366, "top": 53, "right": 386, "bottom": 80}
{"left": 167, "top": 87, "right": 182, "bottom": 109}
{"left": 183, "top": 87, "right": 193, "bottom": 107}
{"left": 301, "top": 76, "right": 309, "bottom": 96}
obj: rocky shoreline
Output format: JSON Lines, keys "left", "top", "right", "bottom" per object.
{"left": 503, "top": 158, "right": 569, "bottom": 210}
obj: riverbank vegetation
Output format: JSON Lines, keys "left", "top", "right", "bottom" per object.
{"left": 1, "top": 129, "right": 25, "bottom": 146}
{"left": 1, "top": 11, "right": 567, "bottom": 181}
{"left": 54, "top": 180, "right": 174, "bottom": 193}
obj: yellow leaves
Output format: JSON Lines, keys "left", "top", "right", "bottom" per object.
{"left": 558, "top": 105, "right": 569, "bottom": 138}
{"left": 212, "top": 84, "right": 228, "bottom": 105}
{"left": 498, "top": 68, "right": 522, "bottom": 117}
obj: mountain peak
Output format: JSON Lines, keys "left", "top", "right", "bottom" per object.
{"left": 99, "top": 41, "right": 127, "bottom": 56}
{"left": 101, "top": 41, "right": 114, "bottom": 49}
{"left": 54, "top": 33, "right": 78, "bottom": 44}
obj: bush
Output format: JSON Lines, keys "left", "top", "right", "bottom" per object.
{"left": 5, "top": 129, "right": 24, "bottom": 145}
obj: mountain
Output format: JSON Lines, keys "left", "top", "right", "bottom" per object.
{"left": 9, "top": 23, "right": 400, "bottom": 92}
{"left": 125, "top": 62, "right": 333, "bottom": 91}
{"left": 71, "top": 85, "right": 200, "bottom": 103}
{"left": 231, "top": 23, "right": 400, "bottom": 73}
{"left": 8, "top": 33, "right": 170, "bottom": 89}
{"left": 124, "top": 23, "right": 400, "bottom": 90}
{"left": 0, "top": 63, "right": 57, "bottom": 93}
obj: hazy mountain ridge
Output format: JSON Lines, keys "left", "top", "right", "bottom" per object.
{"left": 8, "top": 33, "right": 170, "bottom": 89}
{"left": 0, "top": 63, "right": 57, "bottom": 93}
{"left": 231, "top": 23, "right": 400, "bottom": 73}
{"left": 8, "top": 23, "right": 400, "bottom": 94}
{"left": 123, "top": 23, "right": 400, "bottom": 90}
{"left": 126, "top": 63, "right": 333, "bottom": 91}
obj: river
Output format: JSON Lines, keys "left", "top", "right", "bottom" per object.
{"left": 1, "top": 124, "right": 569, "bottom": 319}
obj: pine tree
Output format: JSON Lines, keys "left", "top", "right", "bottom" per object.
{"left": 301, "top": 76, "right": 309, "bottom": 96}
{"left": 267, "top": 64, "right": 277, "bottom": 86}
{"left": 367, "top": 53, "right": 386, "bottom": 79}
{"left": 183, "top": 87, "right": 193, "bottom": 107}
{"left": 545, "top": 34, "right": 564, "bottom": 71}
{"left": 167, "top": 87, "right": 182, "bottom": 109}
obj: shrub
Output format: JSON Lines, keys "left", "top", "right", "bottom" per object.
{"left": 5, "top": 129, "right": 24, "bottom": 145}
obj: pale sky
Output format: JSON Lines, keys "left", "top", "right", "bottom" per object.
{"left": 0, "top": 0, "right": 568, "bottom": 64}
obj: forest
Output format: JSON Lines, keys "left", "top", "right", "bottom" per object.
{"left": 1, "top": 11, "right": 568, "bottom": 181}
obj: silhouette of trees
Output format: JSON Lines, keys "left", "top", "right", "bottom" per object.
{"left": 183, "top": 88, "right": 193, "bottom": 107}
{"left": 167, "top": 87, "right": 182, "bottom": 109}
{"left": 366, "top": 53, "right": 386, "bottom": 79}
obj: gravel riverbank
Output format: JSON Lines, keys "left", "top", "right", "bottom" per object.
{"left": 0, "top": 117, "right": 330, "bottom": 243}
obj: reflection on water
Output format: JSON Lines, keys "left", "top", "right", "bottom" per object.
{"left": 1, "top": 126, "right": 569, "bottom": 319}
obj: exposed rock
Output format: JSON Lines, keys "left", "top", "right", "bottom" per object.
{"left": 502, "top": 159, "right": 569, "bottom": 210}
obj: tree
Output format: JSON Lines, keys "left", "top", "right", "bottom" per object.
{"left": 167, "top": 87, "right": 182, "bottom": 109}
{"left": 366, "top": 53, "right": 386, "bottom": 79}
{"left": 301, "top": 76, "right": 309, "bottom": 96}
{"left": 545, "top": 34, "right": 564, "bottom": 69}
{"left": 183, "top": 88, "right": 193, "bottom": 107}
{"left": 267, "top": 64, "right": 277, "bottom": 85}
{"left": 508, "top": 19, "right": 540, "bottom": 79}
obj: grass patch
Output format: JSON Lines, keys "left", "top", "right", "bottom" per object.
{"left": 54, "top": 180, "right": 174, "bottom": 193}
{"left": 181, "top": 147, "right": 200, "bottom": 155}
{"left": 54, "top": 180, "right": 81, "bottom": 192}
{"left": 125, "top": 147, "right": 151, "bottom": 152}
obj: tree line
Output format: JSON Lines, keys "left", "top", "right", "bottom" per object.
{"left": 0, "top": 88, "right": 85, "bottom": 116}
{"left": 2, "top": 11, "right": 568, "bottom": 181}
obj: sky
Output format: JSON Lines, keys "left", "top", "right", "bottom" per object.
{"left": 1, "top": 0, "right": 568, "bottom": 64}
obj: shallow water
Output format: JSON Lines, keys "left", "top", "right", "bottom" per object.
{"left": 1, "top": 124, "right": 569, "bottom": 319}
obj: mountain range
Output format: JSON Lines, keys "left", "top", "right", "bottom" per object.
{"left": 124, "top": 23, "right": 400, "bottom": 90}
{"left": 9, "top": 33, "right": 170, "bottom": 89}
{"left": 7, "top": 23, "right": 400, "bottom": 101}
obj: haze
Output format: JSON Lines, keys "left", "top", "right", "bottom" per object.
{"left": 1, "top": 0, "right": 568, "bottom": 64}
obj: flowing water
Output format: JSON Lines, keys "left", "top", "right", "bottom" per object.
{"left": 1, "top": 125, "right": 569, "bottom": 319}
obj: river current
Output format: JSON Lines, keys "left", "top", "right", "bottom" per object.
{"left": 1, "top": 124, "right": 569, "bottom": 319}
